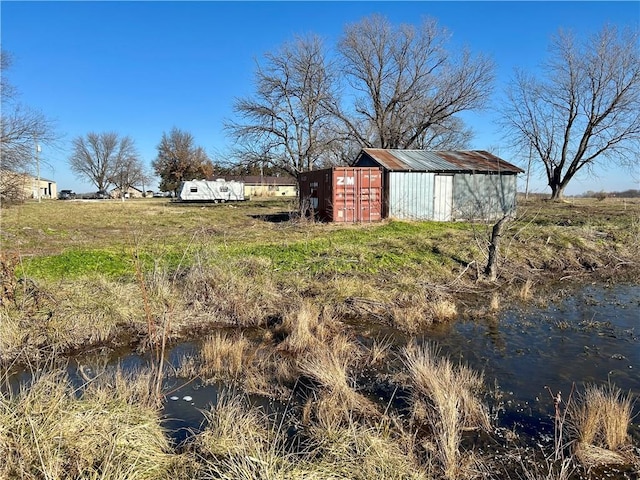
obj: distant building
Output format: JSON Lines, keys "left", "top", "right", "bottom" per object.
{"left": 211, "top": 175, "right": 298, "bottom": 198}
{"left": 110, "top": 185, "right": 144, "bottom": 199}
{"left": 0, "top": 169, "right": 57, "bottom": 202}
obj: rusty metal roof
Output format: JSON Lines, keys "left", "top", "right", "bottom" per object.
{"left": 359, "top": 149, "right": 524, "bottom": 174}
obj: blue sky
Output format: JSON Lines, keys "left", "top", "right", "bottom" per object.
{"left": 2, "top": 1, "right": 639, "bottom": 195}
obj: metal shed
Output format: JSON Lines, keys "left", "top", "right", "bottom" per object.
{"left": 354, "top": 149, "right": 524, "bottom": 221}
{"left": 298, "top": 167, "right": 383, "bottom": 222}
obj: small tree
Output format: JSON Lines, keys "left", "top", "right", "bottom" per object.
{"left": 69, "top": 132, "right": 138, "bottom": 192}
{"left": 111, "top": 154, "right": 146, "bottom": 199}
{"left": 152, "top": 128, "right": 213, "bottom": 195}
{"left": 501, "top": 25, "right": 640, "bottom": 200}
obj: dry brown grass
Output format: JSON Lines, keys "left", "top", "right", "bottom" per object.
{"left": 0, "top": 277, "right": 152, "bottom": 364}
{"left": 194, "top": 392, "right": 270, "bottom": 458}
{"left": 431, "top": 296, "right": 458, "bottom": 321}
{"left": 367, "top": 335, "right": 394, "bottom": 366}
{"left": 306, "top": 413, "right": 428, "bottom": 480}
{"left": 177, "top": 331, "right": 299, "bottom": 399}
{"left": 0, "top": 368, "right": 178, "bottom": 480}
{"left": 519, "top": 278, "right": 534, "bottom": 301}
{"left": 403, "top": 342, "right": 490, "bottom": 479}
{"left": 191, "top": 391, "right": 427, "bottom": 480}
{"left": 179, "top": 260, "right": 284, "bottom": 327}
{"left": 489, "top": 292, "right": 500, "bottom": 312}
{"left": 569, "top": 383, "right": 638, "bottom": 467}
{"left": 391, "top": 289, "right": 458, "bottom": 332}
{"left": 243, "top": 347, "right": 298, "bottom": 399}
{"left": 200, "top": 331, "right": 253, "bottom": 379}
{"left": 191, "top": 392, "right": 337, "bottom": 480}
{"left": 297, "top": 331, "right": 376, "bottom": 422}
{"left": 277, "top": 299, "right": 324, "bottom": 354}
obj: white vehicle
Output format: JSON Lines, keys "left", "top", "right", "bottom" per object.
{"left": 177, "top": 179, "right": 245, "bottom": 203}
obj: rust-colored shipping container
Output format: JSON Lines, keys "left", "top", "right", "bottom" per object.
{"left": 299, "top": 167, "right": 383, "bottom": 222}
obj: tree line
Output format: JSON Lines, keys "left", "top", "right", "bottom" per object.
{"left": 2, "top": 15, "right": 638, "bottom": 201}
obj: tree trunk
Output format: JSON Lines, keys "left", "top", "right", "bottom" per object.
{"left": 548, "top": 165, "right": 566, "bottom": 200}
{"left": 484, "top": 215, "right": 510, "bottom": 281}
{"left": 549, "top": 182, "right": 566, "bottom": 201}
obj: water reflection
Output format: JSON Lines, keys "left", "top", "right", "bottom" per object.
{"left": 421, "top": 284, "right": 639, "bottom": 441}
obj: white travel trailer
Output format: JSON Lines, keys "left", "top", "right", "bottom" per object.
{"left": 177, "top": 179, "right": 245, "bottom": 202}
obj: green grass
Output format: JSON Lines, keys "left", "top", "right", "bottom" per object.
{"left": 11, "top": 207, "right": 471, "bottom": 280}
{"left": 18, "top": 248, "right": 135, "bottom": 279}
{"left": 17, "top": 247, "right": 190, "bottom": 280}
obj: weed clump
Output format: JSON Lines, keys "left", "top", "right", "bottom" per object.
{"left": 569, "top": 383, "right": 638, "bottom": 468}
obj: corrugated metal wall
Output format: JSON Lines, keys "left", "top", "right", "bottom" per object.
{"left": 387, "top": 171, "right": 518, "bottom": 221}
{"left": 452, "top": 173, "right": 518, "bottom": 220}
{"left": 388, "top": 172, "right": 435, "bottom": 220}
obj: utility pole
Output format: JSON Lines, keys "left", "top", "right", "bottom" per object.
{"left": 35, "top": 139, "right": 42, "bottom": 202}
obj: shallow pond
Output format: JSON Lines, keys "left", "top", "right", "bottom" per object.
{"left": 155, "top": 283, "right": 639, "bottom": 446}
{"left": 8, "top": 283, "right": 639, "bottom": 450}
{"left": 422, "top": 283, "right": 640, "bottom": 443}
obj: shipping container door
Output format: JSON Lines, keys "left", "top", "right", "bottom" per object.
{"left": 359, "top": 168, "right": 382, "bottom": 222}
{"left": 333, "top": 169, "right": 354, "bottom": 222}
{"left": 433, "top": 175, "right": 453, "bottom": 221}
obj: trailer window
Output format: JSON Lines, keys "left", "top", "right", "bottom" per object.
{"left": 219, "top": 186, "right": 229, "bottom": 192}
{"left": 190, "top": 187, "right": 198, "bottom": 193}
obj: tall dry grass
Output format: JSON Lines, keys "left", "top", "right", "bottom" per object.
{"left": 191, "top": 392, "right": 329, "bottom": 479}
{"left": 519, "top": 278, "right": 534, "bottom": 301}
{"left": 0, "top": 272, "right": 165, "bottom": 364}
{"left": 0, "top": 368, "right": 178, "bottom": 480}
{"left": 391, "top": 290, "right": 458, "bottom": 333}
{"left": 306, "top": 413, "right": 428, "bottom": 480}
{"left": 192, "top": 391, "right": 427, "bottom": 480}
{"left": 277, "top": 299, "right": 325, "bottom": 354}
{"left": 297, "top": 333, "right": 375, "bottom": 422}
{"left": 403, "top": 342, "right": 490, "bottom": 479}
{"left": 179, "top": 259, "right": 284, "bottom": 328}
{"left": 199, "top": 331, "right": 252, "bottom": 380}
{"left": 569, "top": 383, "right": 637, "bottom": 467}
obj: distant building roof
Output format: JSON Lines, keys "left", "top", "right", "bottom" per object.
{"left": 356, "top": 149, "right": 524, "bottom": 174}
{"left": 1, "top": 169, "right": 56, "bottom": 183}
{"left": 210, "top": 175, "right": 298, "bottom": 186}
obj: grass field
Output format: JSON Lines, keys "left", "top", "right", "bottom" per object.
{"left": 1, "top": 196, "right": 639, "bottom": 479}
{"left": 1, "top": 196, "right": 639, "bottom": 363}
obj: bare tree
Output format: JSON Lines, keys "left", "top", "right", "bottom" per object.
{"left": 331, "top": 14, "right": 494, "bottom": 149}
{"left": 501, "top": 26, "right": 640, "bottom": 200}
{"left": 226, "top": 35, "right": 338, "bottom": 177}
{"left": 1, "top": 50, "right": 58, "bottom": 202}
{"left": 152, "top": 128, "right": 213, "bottom": 195}
{"left": 111, "top": 154, "right": 146, "bottom": 199}
{"left": 413, "top": 117, "right": 474, "bottom": 150}
{"left": 69, "top": 132, "right": 139, "bottom": 191}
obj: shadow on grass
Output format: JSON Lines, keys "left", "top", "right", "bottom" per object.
{"left": 250, "top": 212, "right": 295, "bottom": 223}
